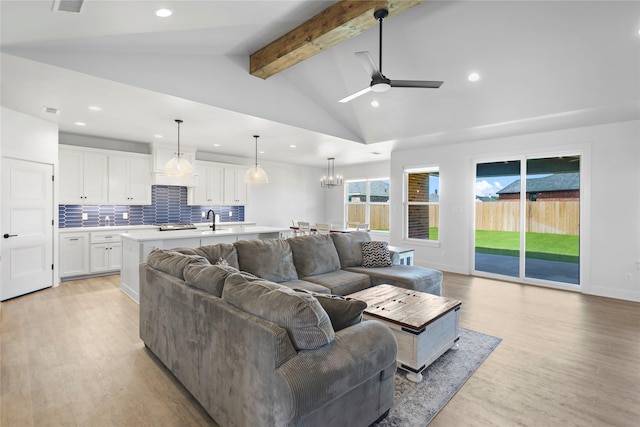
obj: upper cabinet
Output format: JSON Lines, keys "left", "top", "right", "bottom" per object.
{"left": 108, "top": 154, "right": 152, "bottom": 205}
{"left": 59, "top": 145, "right": 152, "bottom": 205}
{"left": 188, "top": 162, "right": 248, "bottom": 206}
{"left": 223, "top": 166, "right": 248, "bottom": 205}
{"left": 190, "top": 162, "right": 224, "bottom": 205}
{"left": 59, "top": 148, "right": 108, "bottom": 204}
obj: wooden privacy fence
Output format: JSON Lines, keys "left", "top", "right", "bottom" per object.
{"left": 475, "top": 201, "right": 579, "bottom": 235}
{"left": 347, "top": 204, "right": 390, "bottom": 230}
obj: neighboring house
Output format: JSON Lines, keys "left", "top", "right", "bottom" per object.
{"left": 497, "top": 173, "right": 580, "bottom": 201}
{"left": 348, "top": 180, "right": 389, "bottom": 202}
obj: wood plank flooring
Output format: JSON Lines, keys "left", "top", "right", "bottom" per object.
{"left": 1, "top": 273, "right": 638, "bottom": 426}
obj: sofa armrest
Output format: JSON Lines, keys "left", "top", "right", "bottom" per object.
{"left": 274, "top": 320, "right": 397, "bottom": 422}
{"left": 389, "top": 249, "right": 401, "bottom": 265}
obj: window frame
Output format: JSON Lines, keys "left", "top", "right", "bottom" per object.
{"left": 344, "top": 177, "right": 390, "bottom": 232}
{"left": 404, "top": 166, "right": 440, "bottom": 243}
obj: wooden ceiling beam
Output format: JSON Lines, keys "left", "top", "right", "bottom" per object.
{"left": 250, "top": 0, "right": 425, "bottom": 80}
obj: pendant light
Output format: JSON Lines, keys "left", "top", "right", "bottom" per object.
{"left": 164, "top": 119, "right": 193, "bottom": 178}
{"left": 320, "top": 157, "right": 343, "bottom": 189}
{"left": 245, "top": 135, "right": 268, "bottom": 185}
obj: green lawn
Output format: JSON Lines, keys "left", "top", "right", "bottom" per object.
{"left": 475, "top": 230, "right": 579, "bottom": 263}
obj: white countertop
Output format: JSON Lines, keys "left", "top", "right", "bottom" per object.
{"left": 120, "top": 225, "right": 289, "bottom": 242}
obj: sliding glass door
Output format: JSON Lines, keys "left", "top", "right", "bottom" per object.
{"left": 474, "top": 155, "right": 580, "bottom": 286}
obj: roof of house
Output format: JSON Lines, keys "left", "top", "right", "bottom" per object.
{"left": 498, "top": 173, "right": 580, "bottom": 194}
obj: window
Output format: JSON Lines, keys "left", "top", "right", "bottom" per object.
{"left": 346, "top": 178, "right": 389, "bottom": 231}
{"left": 405, "top": 167, "right": 439, "bottom": 241}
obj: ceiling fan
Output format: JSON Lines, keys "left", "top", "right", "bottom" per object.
{"left": 339, "top": 8, "right": 444, "bottom": 103}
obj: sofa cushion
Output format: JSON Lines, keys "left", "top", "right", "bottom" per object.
{"left": 147, "top": 249, "right": 210, "bottom": 280}
{"left": 184, "top": 263, "right": 258, "bottom": 297}
{"left": 234, "top": 239, "right": 298, "bottom": 283}
{"left": 361, "top": 241, "right": 392, "bottom": 268}
{"left": 295, "top": 290, "right": 367, "bottom": 332}
{"left": 223, "top": 274, "right": 334, "bottom": 350}
{"left": 330, "top": 231, "right": 372, "bottom": 268}
{"left": 287, "top": 234, "right": 342, "bottom": 277}
{"left": 345, "top": 265, "right": 443, "bottom": 296}
{"left": 301, "top": 269, "right": 371, "bottom": 296}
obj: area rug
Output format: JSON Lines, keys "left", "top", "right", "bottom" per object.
{"left": 373, "top": 328, "right": 502, "bottom": 427}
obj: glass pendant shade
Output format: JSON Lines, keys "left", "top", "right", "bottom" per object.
{"left": 245, "top": 135, "right": 268, "bottom": 185}
{"left": 164, "top": 154, "right": 193, "bottom": 177}
{"left": 245, "top": 165, "right": 268, "bottom": 185}
{"left": 164, "top": 119, "right": 193, "bottom": 178}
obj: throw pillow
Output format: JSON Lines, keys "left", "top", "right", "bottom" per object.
{"left": 223, "top": 274, "right": 334, "bottom": 350}
{"left": 295, "top": 289, "right": 367, "bottom": 332}
{"left": 361, "top": 241, "right": 392, "bottom": 268}
{"left": 147, "top": 249, "right": 210, "bottom": 280}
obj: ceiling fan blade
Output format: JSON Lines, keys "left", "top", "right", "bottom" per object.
{"left": 390, "top": 80, "right": 444, "bottom": 89}
{"left": 355, "top": 51, "right": 384, "bottom": 80}
{"left": 339, "top": 86, "right": 372, "bottom": 103}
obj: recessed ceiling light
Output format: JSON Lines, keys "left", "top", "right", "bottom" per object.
{"left": 213, "top": 143, "right": 220, "bottom": 147}
{"left": 74, "top": 122, "right": 86, "bottom": 126}
{"left": 371, "top": 100, "right": 380, "bottom": 107}
{"left": 259, "top": 151, "right": 265, "bottom": 154}
{"left": 88, "top": 105, "right": 101, "bottom": 111}
{"left": 154, "top": 134, "right": 163, "bottom": 138}
{"left": 468, "top": 72, "right": 480, "bottom": 82}
{"left": 289, "top": 145, "right": 296, "bottom": 148}
{"left": 154, "top": 8, "right": 172, "bottom": 18}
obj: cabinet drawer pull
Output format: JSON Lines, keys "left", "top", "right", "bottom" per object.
{"left": 69, "top": 238, "right": 79, "bottom": 241}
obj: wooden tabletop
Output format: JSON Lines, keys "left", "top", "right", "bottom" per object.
{"left": 349, "top": 284, "right": 462, "bottom": 332}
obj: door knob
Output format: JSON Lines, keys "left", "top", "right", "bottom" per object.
{"left": 3, "top": 233, "right": 17, "bottom": 238}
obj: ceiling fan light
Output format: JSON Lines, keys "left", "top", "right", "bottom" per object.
{"left": 371, "top": 82, "right": 391, "bottom": 92}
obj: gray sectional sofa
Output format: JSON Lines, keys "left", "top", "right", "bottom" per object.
{"left": 139, "top": 232, "right": 443, "bottom": 426}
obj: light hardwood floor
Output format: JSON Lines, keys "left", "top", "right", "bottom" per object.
{"left": 1, "top": 273, "right": 638, "bottom": 426}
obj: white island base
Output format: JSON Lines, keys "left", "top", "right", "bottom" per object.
{"left": 120, "top": 226, "right": 290, "bottom": 303}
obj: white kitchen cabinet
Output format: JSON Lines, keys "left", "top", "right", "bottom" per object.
{"left": 189, "top": 162, "right": 224, "bottom": 205}
{"left": 59, "top": 232, "right": 90, "bottom": 278}
{"left": 108, "top": 154, "right": 152, "bottom": 205}
{"left": 59, "top": 148, "right": 108, "bottom": 204}
{"left": 223, "top": 166, "right": 248, "bottom": 205}
{"left": 90, "top": 231, "right": 122, "bottom": 273}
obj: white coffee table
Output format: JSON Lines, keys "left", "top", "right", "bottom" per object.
{"left": 349, "top": 284, "right": 461, "bottom": 382}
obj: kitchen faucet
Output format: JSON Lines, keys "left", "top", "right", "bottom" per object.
{"left": 206, "top": 209, "right": 216, "bottom": 231}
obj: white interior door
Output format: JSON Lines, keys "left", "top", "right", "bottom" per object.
{"left": 1, "top": 158, "right": 54, "bottom": 301}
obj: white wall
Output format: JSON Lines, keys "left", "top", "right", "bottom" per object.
{"left": 244, "top": 159, "right": 325, "bottom": 228}
{"left": 390, "top": 119, "right": 640, "bottom": 302}
{"left": 0, "top": 107, "right": 60, "bottom": 284}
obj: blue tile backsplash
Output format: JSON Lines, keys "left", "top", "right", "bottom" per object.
{"left": 59, "top": 185, "right": 244, "bottom": 228}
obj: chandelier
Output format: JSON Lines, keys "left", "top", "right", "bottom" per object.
{"left": 320, "top": 157, "right": 343, "bottom": 189}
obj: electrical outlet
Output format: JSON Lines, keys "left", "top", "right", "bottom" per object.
{"left": 123, "top": 212, "right": 128, "bottom": 220}
{"left": 82, "top": 212, "right": 88, "bottom": 220}
{"left": 228, "top": 211, "right": 233, "bottom": 217}
{"left": 201, "top": 211, "right": 205, "bottom": 218}
{"left": 625, "top": 273, "right": 633, "bottom": 282}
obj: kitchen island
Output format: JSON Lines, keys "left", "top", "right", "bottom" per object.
{"left": 120, "top": 225, "right": 291, "bottom": 303}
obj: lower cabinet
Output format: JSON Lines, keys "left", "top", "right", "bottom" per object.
{"left": 90, "top": 231, "right": 123, "bottom": 274}
{"left": 90, "top": 241, "right": 122, "bottom": 273}
{"left": 60, "top": 232, "right": 90, "bottom": 278}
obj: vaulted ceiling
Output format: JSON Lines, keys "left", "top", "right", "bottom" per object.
{"left": 1, "top": 1, "right": 638, "bottom": 168}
